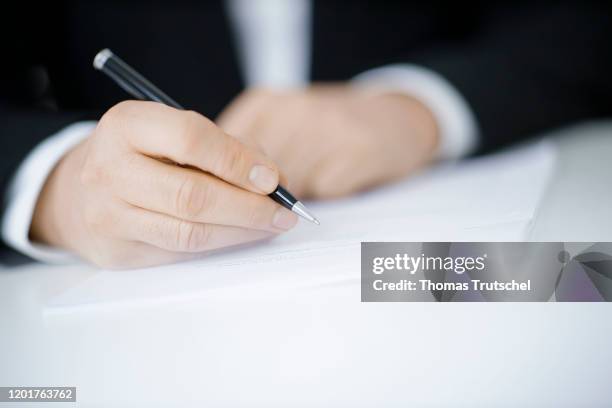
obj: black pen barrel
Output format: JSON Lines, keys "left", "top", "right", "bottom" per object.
{"left": 94, "top": 49, "right": 182, "bottom": 109}
{"left": 269, "top": 185, "right": 297, "bottom": 210}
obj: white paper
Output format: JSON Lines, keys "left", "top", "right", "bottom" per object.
{"left": 47, "top": 140, "right": 557, "bottom": 311}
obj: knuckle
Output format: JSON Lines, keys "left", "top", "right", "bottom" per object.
{"left": 214, "top": 139, "right": 247, "bottom": 177}
{"left": 100, "top": 100, "right": 135, "bottom": 126}
{"left": 79, "top": 156, "right": 113, "bottom": 187}
{"left": 175, "top": 177, "right": 213, "bottom": 219}
{"left": 175, "top": 110, "right": 209, "bottom": 157}
{"left": 96, "top": 101, "right": 141, "bottom": 143}
{"left": 175, "top": 221, "right": 210, "bottom": 252}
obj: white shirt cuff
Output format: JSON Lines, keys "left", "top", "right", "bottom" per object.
{"left": 352, "top": 64, "right": 479, "bottom": 160}
{"left": 1, "top": 121, "right": 97, "bottom": 263}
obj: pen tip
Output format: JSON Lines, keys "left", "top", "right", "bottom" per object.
{"left": 292, "top": 201, "right": 320, "bottom": 225}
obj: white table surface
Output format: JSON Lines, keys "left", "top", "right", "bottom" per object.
{"left": 1, "top": 122, "right": 611, "bottom": 407}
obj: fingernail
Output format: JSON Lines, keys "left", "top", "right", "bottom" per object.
{"left": 249, "top": 165, "right": 278, "bottom": 192}
{"left": 272, "top": 208, "right": 298, "bottom": 230}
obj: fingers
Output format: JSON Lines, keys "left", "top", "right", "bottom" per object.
{"left": 99, "top": 100, "right": 281, "bottom": 194}
{"left": 93, "top": 202, "right": 276, "bottom": 254}
{"left": 304, "top": 148, "right": 376, "bottom": 199}
{"left": 104, "top": 153, "right": 298, "bottom": 232}
{"left": 216, "top": 88, "right": 279, "bottom": 139}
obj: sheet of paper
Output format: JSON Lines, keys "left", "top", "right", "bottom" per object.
{"left": 47, "top": 140, "right": 557, "bottom": 311}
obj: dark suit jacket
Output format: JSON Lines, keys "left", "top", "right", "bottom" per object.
{"left": 1, "top": 1, "right": 611, "bottom": 251}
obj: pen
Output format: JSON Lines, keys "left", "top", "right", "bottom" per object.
{"left": 93, "top": 48, "right": 319, "bottom": 225}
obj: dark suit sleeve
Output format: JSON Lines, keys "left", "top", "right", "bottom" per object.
{"left": 0, "top": 101, "right": 94, "bottom": 257}
{"left": 0, "top": 108, "right": 90, "bottom": 205}
{"left": 410, "top": 3, "right": 612, "bottom": 153}
{"left": 0, "top": 80, "right": 91, "bottom": 205}
{"left": 0, "top": 6, "right": 96, "bottom": 256}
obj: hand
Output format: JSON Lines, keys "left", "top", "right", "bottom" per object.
{"left": 30, "top": 101, "right": 298, "bottom": 268}
{"left": 217, "top": 84, "right": 439, "bottom": 199}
